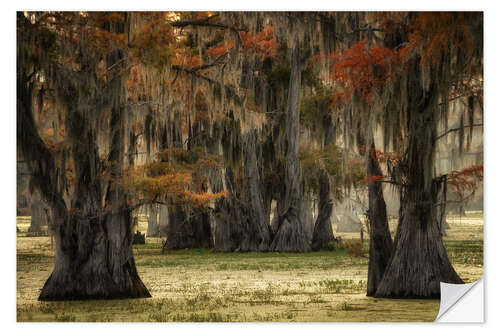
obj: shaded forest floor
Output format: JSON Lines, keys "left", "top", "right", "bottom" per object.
{"left": 16, "top": 213, "right": 483, "bottom": 322}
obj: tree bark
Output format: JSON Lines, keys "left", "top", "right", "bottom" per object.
{"left": 164, "top": 205, "right": 191, "bottom": 250}
{"left": 375, "top": 70, "right": 462, "bottom": 298}
{"left": 270, "top": 39, "right": 310, "bottom": 253}
{"left": 164, "top": 205, "right": 212, "bottom": 249}
{"left": 36, "top": 107, "right": 151, "bottom": 300}
{"left": 28, "top": 202, "right": 43, "bottom": 233}
{"left": 311, "top": 171, "right": 335, "bottom": 251}
{"left": 29, "top": 191, "right": 49, "bottom": 233}
{"left": 146, "top": 205, "right": 160, "bottom": 237}
{"left": 213, "top": 203, "right": 234, "bottom": 252}
{"left": 191, "top": 208, "right": 213, "bottom": 248}
{"left": 366, "top": 142, "right": 393, "bottom": 296}
{"left": 214, "top": 169, "right": 240, "bottom": 251}
{"left": 300, "top": 194, "right": 314, "bottom": 243}
{"left": 240, "top": 131, "right": 272, "bottom": 251}
{"left": 158, "top": 204, "right": 169, "bottom": 237}
{"left": 17, "top": 14, "right": 151, "bottom": 300}
{"left": 214, "top": 146, "right": 272, "bottom": 253}
{"left": 17, "top": 160, "right": 30, "bottom": 216}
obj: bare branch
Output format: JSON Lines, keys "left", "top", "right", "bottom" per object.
{"left": 435, "top": 123, "right": 483, "bottom": 142}
{"left": 169, "top": 15, "right": 247, "bottom": 33}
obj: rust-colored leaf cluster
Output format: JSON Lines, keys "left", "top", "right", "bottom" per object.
{"left": 363, "top": 175, "right": 385, "bottom": 184}
{"left": 206, "top": 40, "right": 235, "bottom": 59}
{"left": 447, "top": 164, "right": 483, "bottom": 200}
{"left": 329, "top": 40, "right": 400, "bottom": 106}
{"left": 358, "top": 145, "right": 402, "bottom": 164}
{"left": 240, "top": 26, "right": 280, "bottom": 61}
{"left": 184, "top": 190, "right": 228, "bottom": 208}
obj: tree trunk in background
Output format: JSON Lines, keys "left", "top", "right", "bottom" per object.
{"left": 310, "top": 85, "right": 337, "bottom": 251}
{"left": 213, "top": 129, "right": 272, "bottom": 252}
{"left": 165, "top": 205, "right": 213, "bottom": 249}
{"left": 300, "top": 196, "right": 314, "bottom": 243}
{"left": 366, "top": 142, "right": 393, "bottom": 296}
{"left": 214, "top": 207, "right": 233, "bottom": 252}
{"left": 17, "top": 160, "right": 30, "bottom": 216}
{"left": 270, "top": 40, "right": 310, "bottom": 253}
{"left": 212, "top": 166, "right": 233, "bottom": 252}
{"left": 375, "top": 71, "right": 462, "bottom": 298}
{"left": 311, "top": 170, "right": 334, "bottom": 251}
{"left": 191, "top": 208, "right": 213, "bottom": 248}
{"left": 29, "top": 197, "right": 47, "bottom": 233}
{"left": 158, "top": 204, "right": 169, "bottom": 237}
{"left": 240, "top": 131, "right": 272, "bottom": 251}
{"left": 146, "top": 205, "right": 160, "bottom": 237}
{"left": 165, "top": 205, "right": 191, "bottom": 250}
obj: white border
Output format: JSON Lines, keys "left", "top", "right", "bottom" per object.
{"left": 3, "top": 1, "right": 499, "bottom": 331}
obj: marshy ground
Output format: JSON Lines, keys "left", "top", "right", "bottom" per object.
{"left": 16, "top": 213, "right": 483, "bottom": 322}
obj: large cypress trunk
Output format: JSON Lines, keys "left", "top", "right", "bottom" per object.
{"left": 214, "top": 125, "right": 271, "bottom": 252}
{"left": 36, "top": 107, "right": 150, "bottom": 300}
{"left": 311, "top": 170, "right": 334, "bottom": 251}
{"left": 17, "top": 14, "right": 151, "bottom": 300}
{"left": 239, "top": 131, "right": 272, "bottom": 251}
{"left": 39, "top": 210, "right": 150, "bottom": 300}
{"left": 375, "top": 70, "right": 462, "bottom": 298}
{"left": 366, "top": 142, "right": 393, "bottom": 296}
{"left": 213, "top": 169, "right": 243, "bottom": 251}
{"left": 214, "top": 142, "right": 272, "bottom": 253}
{"left": 213, "top": 129, "right": 272, "bottom": 252}
{"left": 270, "top": 40, "right": 310, "bottom": 253}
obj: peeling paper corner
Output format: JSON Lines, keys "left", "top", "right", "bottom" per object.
{"left": 435, "top": 278, "right": 484, "bottom": 322}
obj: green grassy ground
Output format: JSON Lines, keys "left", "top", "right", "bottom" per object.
{"left": 16, "top": 214, "right": 483, "bottom": 322}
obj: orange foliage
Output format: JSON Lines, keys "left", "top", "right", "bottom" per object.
{"left": 131, "top": 120, "right": 144, "bottom": 132}
{"left": 130, "top": 13, "right": 176, "bottom": 67}
{"left": 196, "top": 155, "right": 224, "bottom": 169}
{"left": 240, "top": 26, "right": 280, "bottom": 60}
{"left": 171, "top": 54, "right": 203, "bottom": 69}
{"left": 120, "top": 146, "right": 226, "bottom": 209}
{"left": 358, "top": 145, "right": 402, "bottom": 164}
{"left": 184, "top": 190, "right": 228, "bottom": 208}
{"left": 342, "top": 240, "right": 365, "bottom": 257}
{"left": 406, "top": 13, "right": 477, "bottom": 66}
{"left": 42, "top": 128, "right": 54, "bottom": 137}
{"left": 363, "top": 175, "right": 385, "bottom": 184}
{"left": 447, "top": 164, "right": 483, "bottom": 200}
{"left": 206, "top": 40, "right": 235, "bottom": 59}
{"left": 330, "top": 40, "right": 400, "bottom": 105}
{"left": 121, "top": 165, "right": 193, "bottom": 201}
{"left": 121, "top": 163, "right": 227, "bottom": 208}
{"left": 328, "top": 12, "right": 481, "bottom": 107}
{"left": 330, "top": 91, "right": 346, "bottom": 108}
